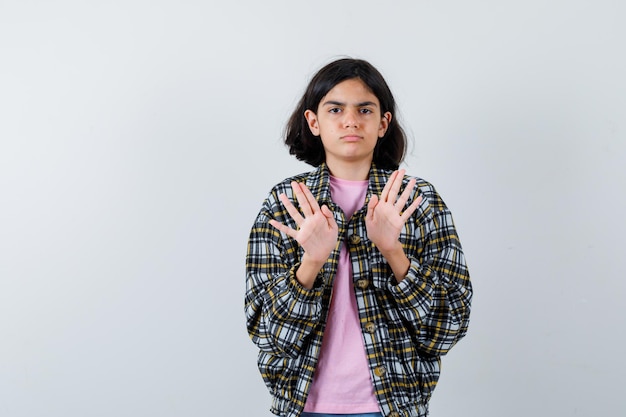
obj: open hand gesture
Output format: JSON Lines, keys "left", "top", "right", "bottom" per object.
{"left": 269, "top": 181, "right": 338, "bottom": 265}
{"left": 366, "top": 169, "right": 423, "bottom": 254}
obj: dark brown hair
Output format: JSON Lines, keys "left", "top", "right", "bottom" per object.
{"left": 284, "top": 58, "right": 407, "bottom": 169}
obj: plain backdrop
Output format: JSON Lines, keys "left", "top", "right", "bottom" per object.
{"left": 1, "top": 1, "right": 625, "bottom": 416}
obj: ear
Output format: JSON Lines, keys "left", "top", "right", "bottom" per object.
{"left": 379, "top": 112, "right": 392, "bottom": 137}
{"left": 304, "top": 109, "right": 320, "bottom": 136}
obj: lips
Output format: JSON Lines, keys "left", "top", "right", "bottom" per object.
{"left": 340, "top": 135, "right": 362, "bottom": 142}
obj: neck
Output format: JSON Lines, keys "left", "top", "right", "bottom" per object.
{"left": 325, "top": 158, "right": 372, "bottom": 181}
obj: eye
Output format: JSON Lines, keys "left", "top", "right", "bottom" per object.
{"left": 329, "top": 107, "right": 342, "bottom": 114}
{"left": 359, "top": 108, "right": 373, "bottom": 114}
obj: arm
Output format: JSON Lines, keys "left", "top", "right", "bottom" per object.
{"left": 366, "top": 169, "right": 422, "bottom": 280}
{"left": 389, "top": 189, "right": 472, "bottom": 357}
{"left": 245, "top": 182, "right": 338, "bottom": 358}
{"left": 268, "top": 181, "right": 338, "bottom": 289}
{"left": 366, "top": 171, "right": 472, "bottom": 356}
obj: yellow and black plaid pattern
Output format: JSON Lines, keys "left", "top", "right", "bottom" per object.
{"left": 245, "top": 164, "right": 472, "bottom": 417}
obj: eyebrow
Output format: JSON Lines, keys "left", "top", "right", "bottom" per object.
{"left": 321, "top": 100, "right": 379, "bottom": 107}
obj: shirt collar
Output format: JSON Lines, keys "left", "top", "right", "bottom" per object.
{"left": 305, "top": 162, "right": 391, "bottom": 206}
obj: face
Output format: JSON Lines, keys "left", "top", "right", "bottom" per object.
{"left": 304, "top": 78, "right": 391, "bottom": 170}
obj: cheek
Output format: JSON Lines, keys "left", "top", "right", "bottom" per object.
{"left": 319, "top": 124, "right": 337, "bottom": 136}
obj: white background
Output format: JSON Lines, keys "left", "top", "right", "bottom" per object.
{"left": 1, "top": 1, "right": 625, "bottom": 416}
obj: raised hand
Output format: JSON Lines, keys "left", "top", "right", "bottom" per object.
{"left": 366, "top": 170, "right": 422, "bottom": 280}
{"left": 269, "top": 181, "right": 339, "bottom": 288}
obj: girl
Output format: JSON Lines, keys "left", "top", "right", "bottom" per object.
{"left": 245, "top": 58, "right": 472, "bottom": 417}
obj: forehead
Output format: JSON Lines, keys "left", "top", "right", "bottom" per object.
{"left": 322, "top": 78, "right": 379, "bottom": 104}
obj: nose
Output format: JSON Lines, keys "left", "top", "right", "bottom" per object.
{"left": 343, "top": 109, "right": 358, "bottom": 128}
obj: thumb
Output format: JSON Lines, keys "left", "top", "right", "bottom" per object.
{"left": 366, "top": 195, "right": 379, "bottom": 220}
{"left": 320, "top": 205, "right": 338, "bottom": 229}
{"left": 320, "top": 204, "right": 334, "bottom": 219}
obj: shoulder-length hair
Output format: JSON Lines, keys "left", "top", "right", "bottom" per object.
{"left": 284, "top": 58, "right": 407, "bottom": 170}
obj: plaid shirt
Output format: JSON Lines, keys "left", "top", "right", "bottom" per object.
{"left": 245, "top": 163, "right": 472, "bottom": 417}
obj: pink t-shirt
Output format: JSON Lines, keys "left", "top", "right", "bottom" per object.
{"left": 303, "top": 176, "right": 380, "bottom": 414}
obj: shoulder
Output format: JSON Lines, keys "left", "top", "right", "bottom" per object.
{"left": 254, "top": 170, "right": 318, "bottom": 220}
{"left": 403, "top": 173, "right": 449, "bottom": 214}
{"left": 266, "top": 170, "right": 314, "bottom": 197}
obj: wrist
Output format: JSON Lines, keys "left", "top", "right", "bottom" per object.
{"left": 296, "top": 254, "right": 326, "bottom": 289}
{"left": 378, "top": 242, "right": 410, "bottom": 282}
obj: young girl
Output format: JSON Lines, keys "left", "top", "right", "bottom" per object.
{"left": 245, "top": 58, "right": 472, "bottom": 417}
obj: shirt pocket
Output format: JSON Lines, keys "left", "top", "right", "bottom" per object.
{"left": 388, "top": 323, "right": 441, "bottom": 405}
{"left": 387, "top": 325, "right": 423, "bottom": 404}
{"left": 257, "top": 351, "right": 294, "bottom": 396}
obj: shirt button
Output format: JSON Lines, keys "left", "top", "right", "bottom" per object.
{"left": 348, "top": 234, "right": 361, "bottom": 245}
{"left": 364, "top": 322, "right": 376, "bottom": 333}
{"left": 356, "top": 279, "right": 369, "bottom": 289}
{"left": 374, "top": 366, "right": 387, "bottom": 377}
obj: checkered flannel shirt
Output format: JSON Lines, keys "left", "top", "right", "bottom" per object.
{"left": 245, "top": 163, "right": 472, "bottom": 417}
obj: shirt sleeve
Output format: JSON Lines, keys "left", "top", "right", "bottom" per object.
{"left": 387, "top": 184, "right": 473, "bottom": 357}
{"left": 245, "top": 192, "right": 327, "bottom": 359}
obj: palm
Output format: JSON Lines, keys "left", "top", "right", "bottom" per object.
{"left": 366, "top": 200, "right": 407, "bottom": 250}
{"left": 269, "top": 181, "right": 338, "bottom": 263}
{"left": 366, "top": 170, "right": 422, "bottom": 252}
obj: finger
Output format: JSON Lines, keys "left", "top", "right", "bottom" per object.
{"left": 379, "top": 170, "right": 399, "bottom": 203}
{"left": 366, "top": 194, "right": 378, "bottom": 221}
{"left": 268, "top": 219, "right": 297, "bottom": 239}
{"left": 278, "top": 192, "right": 305, "bottom": 225}
{"left": 400, "top": 195, "right": 423, "bottom": 221}
{"left": 320, "top": 205, "right": 337, "bottom": 228}
{"left": 387, "top": 169, "right": 406, "bottom": 203}
{"left": 395, "top": 178, "right": 417, "bottom": 211}
{"left": 299, "top": 182, "right": 323, "bottom": 213}
{"left": 291, "top": 182, "right": 314, "bottom": 217}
